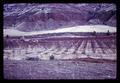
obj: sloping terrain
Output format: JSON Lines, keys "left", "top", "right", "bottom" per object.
{"left": 3, "top": 25, "right": 116, "bottom": 37}
{"left": 4, "top": 3, "right": 116, "bottom": 32}
{"left": 3, "top": 3, "right": 117, "bottom": 80}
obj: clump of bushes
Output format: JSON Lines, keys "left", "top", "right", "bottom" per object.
{"left": 92, "top": 31, "right": 96, "bottom": 36}
{"left": 25, "top": 57, "right": 39, "bottom": 61}
{"left": 49, "top": 55, "right": 54, "bottom": 60}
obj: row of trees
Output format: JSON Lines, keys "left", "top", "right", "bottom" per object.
{"left": 92, "top": 30, "right": 110, "bottom": 36}
{"left": 5, "top": 30, "right": 111, "bottom": 39}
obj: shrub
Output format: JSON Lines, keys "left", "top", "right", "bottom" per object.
{"left": 107, "top": 30, "right": 110, "bottom": 36}
{"left": 50, "top": 55, "right": 54, "bottom": 60}
{"left": 25, "top": 57, "right": 39, "bottom": 61}
{"left": 92, "top": 31, "right": 96, "bottom": 36}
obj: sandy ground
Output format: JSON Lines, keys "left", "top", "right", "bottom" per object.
{"left": 4, "top": 59, "right": 116, "bottom": 80}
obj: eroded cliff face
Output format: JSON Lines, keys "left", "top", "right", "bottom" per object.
{"left": 4, "top": 3, "right": 116, "bottom": 32}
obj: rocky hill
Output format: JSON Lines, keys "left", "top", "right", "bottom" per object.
{"left": 4, "top": 3, "right": 116, "bottom": 32}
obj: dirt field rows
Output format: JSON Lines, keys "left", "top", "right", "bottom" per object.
{"left": 4, "top": 36, "right": 116, "bottom": 79}
{"left": 4, "top": 36, "right": 116, "bottom": 60}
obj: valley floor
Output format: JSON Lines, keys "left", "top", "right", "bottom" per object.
{"left": 4, "top": 59, "right": 116, "bottom": 79}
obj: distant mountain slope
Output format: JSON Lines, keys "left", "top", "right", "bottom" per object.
{"left": 4, "top": 3, "right": 116, "bottom": 32}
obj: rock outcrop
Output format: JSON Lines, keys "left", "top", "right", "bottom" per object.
{"left": 4, "top": 3, "right": 116, "bottom": 32}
